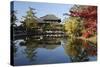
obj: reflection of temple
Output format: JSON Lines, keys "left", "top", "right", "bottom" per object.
{"left": 38, "top": 44, "right": 60, "bottom": 50}
{"left": 19, "top": 36, "right": 61, "bottom": 50}
{"left": 14, "top": 36, "right": 62, "bottom": 62}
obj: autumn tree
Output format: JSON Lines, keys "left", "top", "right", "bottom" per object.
{"left": 69, "top": 5, "right": 97, "bottom": 38}
{"left": 64, "top": 17, "right": 83, "bottom": 38}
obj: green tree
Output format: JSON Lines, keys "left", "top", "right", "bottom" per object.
{"left": 22, "top": 7, "right": 38, "bottom": 29}
{"left": 11, "top": 10, "right": 17, "bottom": 26}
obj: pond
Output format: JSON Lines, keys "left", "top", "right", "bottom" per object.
{"left": 12, "top": 36, "right": 97, "bottom": 66}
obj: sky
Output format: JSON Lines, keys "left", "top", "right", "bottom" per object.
{"left": 12, "top": 1, "right": 73, "bottom": 25}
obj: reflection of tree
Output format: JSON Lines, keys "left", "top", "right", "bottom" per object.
{"left": 13, "top": 45, "right": 17, "bottom": 56}
{"left": 82, "top": 40, "right": 97, "bottom": 56}
{"left": 11, "top": 41, "right": 17, "bottom": 57}
{"left": 63, "top": 37, "right": 96, "bottom": 62}
{"left": 25, "top": 47, "right": 37, "bottom": 61}
{"left": 24, "top": 37, "right": 38, "bottom": 61}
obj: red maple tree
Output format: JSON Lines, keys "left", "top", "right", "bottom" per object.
{"left": 69, "top": 5, "right": 97, "bottom": 38}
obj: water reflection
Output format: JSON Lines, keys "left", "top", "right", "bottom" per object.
{"left": 20, "top": 36, "right": 61, "bottom": 62}
{"left": 63, "top": 38, "right": 97, "bottom": 62}
{"left": 13, "top": 36, "right": 97, "bottom": 66}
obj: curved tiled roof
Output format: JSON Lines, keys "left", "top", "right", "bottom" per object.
{"left": 40, "top": 14, "right": 61, "bottom": 21}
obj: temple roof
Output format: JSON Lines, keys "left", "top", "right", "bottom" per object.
{"left": 40, "top": 14, "right": 61, "bottom": 21}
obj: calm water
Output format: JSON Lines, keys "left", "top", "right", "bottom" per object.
{"left": 13, "top": 36, "right": 97, "bottom": 66}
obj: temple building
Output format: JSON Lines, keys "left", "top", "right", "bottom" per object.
{"left": 37, "top": 14, "right": 63, "bottom": 33}
{"left": 19, "top": 14, "right": 64, "bottom": 37}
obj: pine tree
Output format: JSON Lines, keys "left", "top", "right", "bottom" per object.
{"left": 22, "top": 7, "right": 38, "bottom": 29}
